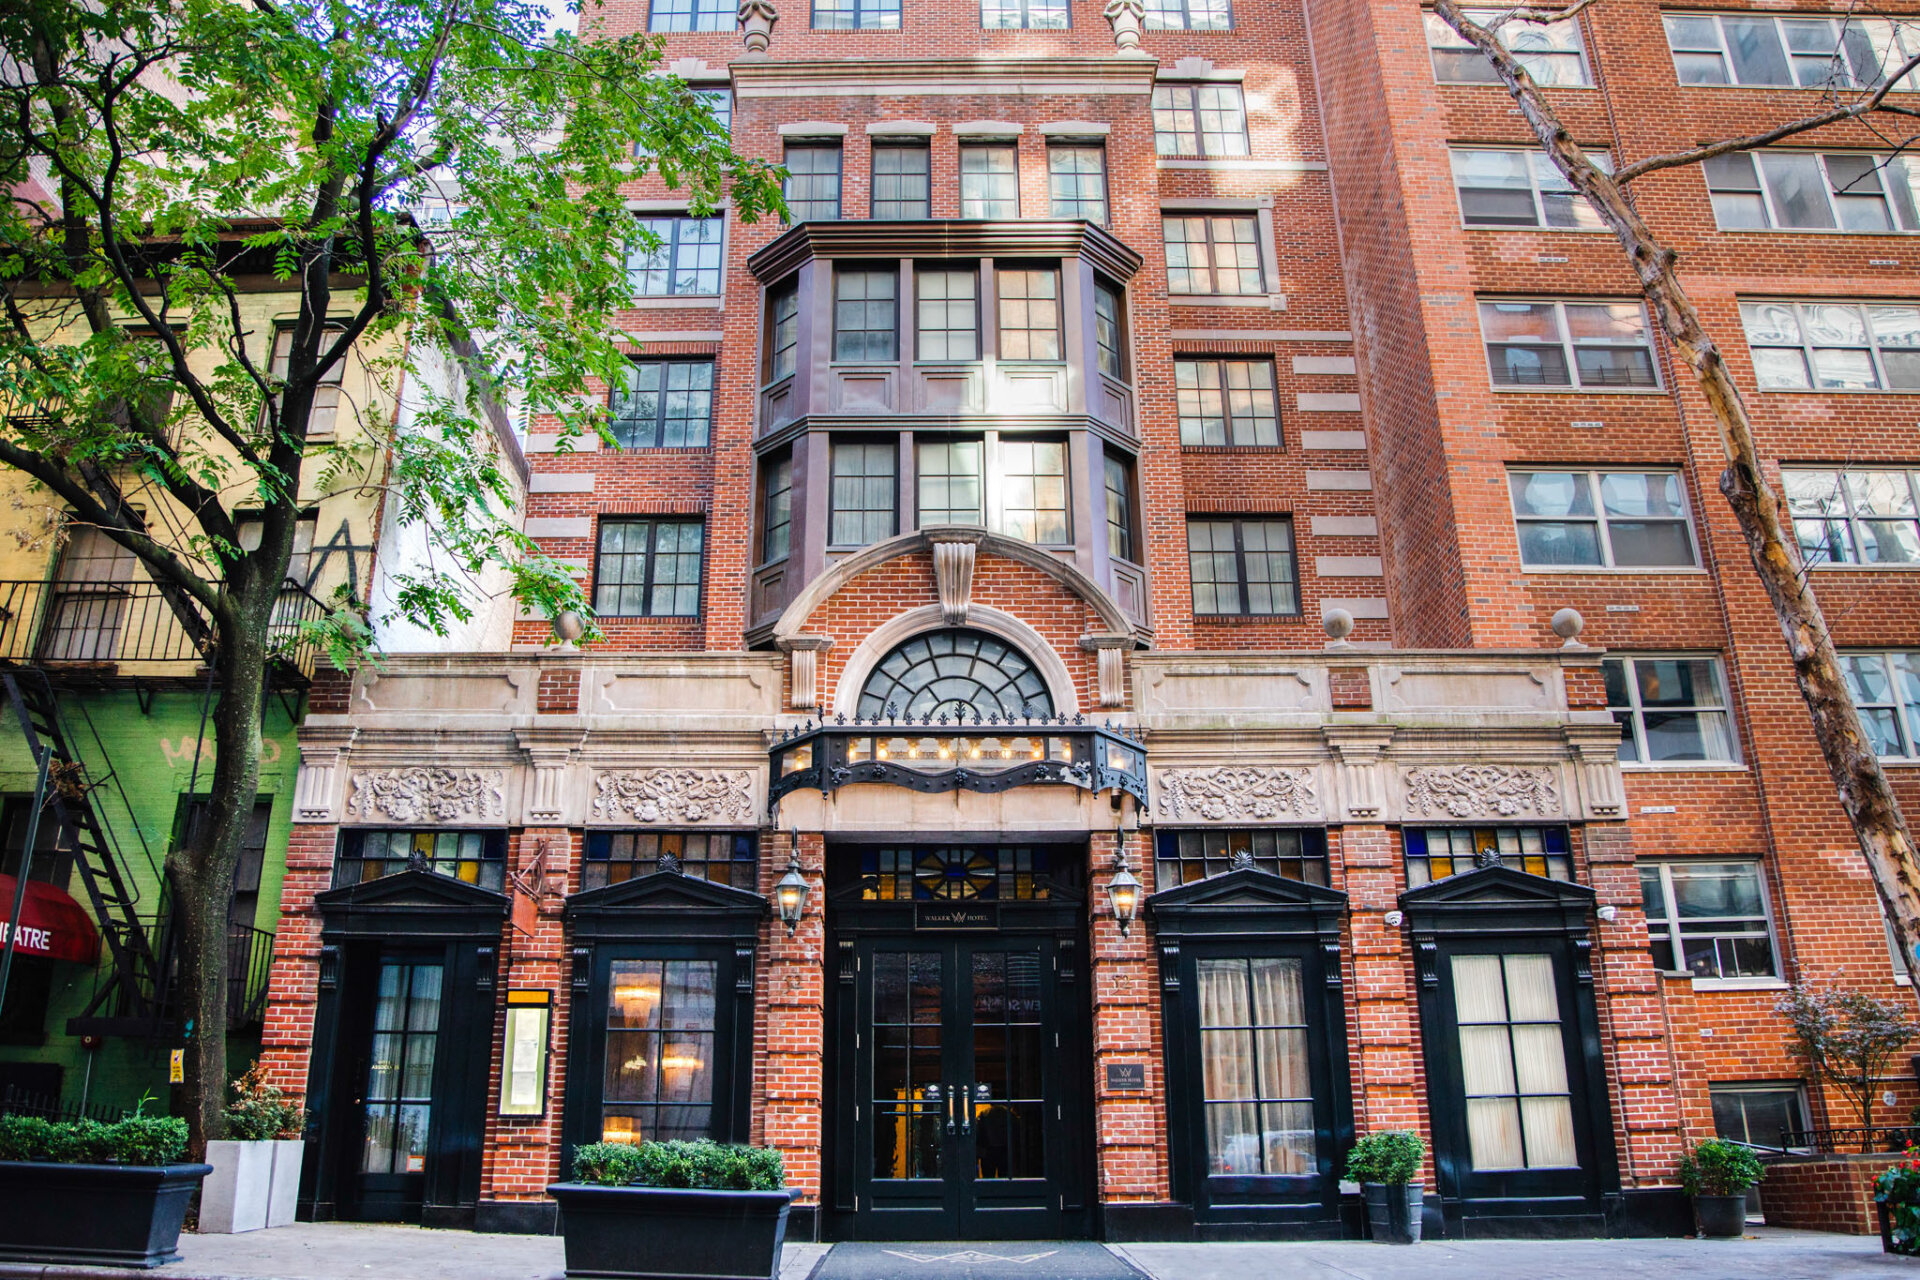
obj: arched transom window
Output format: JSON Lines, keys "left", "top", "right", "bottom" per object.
{"left": 856, "top": 628, "right": 1056, "bottom": 721}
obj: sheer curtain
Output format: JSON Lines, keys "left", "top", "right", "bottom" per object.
{"left": 1453, "top": 953, "right": 1577, "bottom": 1171}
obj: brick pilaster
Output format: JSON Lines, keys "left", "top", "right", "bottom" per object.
{"left": 1090, "top": 830, "right": 1171, "bottom": 1203}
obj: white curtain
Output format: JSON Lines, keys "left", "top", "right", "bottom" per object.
{"left": 1455, "top": 952, "right": 1578, "bottom": 1170}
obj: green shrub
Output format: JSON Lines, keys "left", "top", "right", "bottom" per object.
{"left": 0, "top": 1109, "right": 186, "bottom": 1165}
{"left": 1345, "top": 1131, "right": 1424, "bottom": 1186}
{"left": 1677, "top": 1138, "right": 1764, "bottom": 1196}
{"left": 572, "top": 1139, "right": 785, "bottom": 1191}
{"left": 1876, "top": 1149, "right": 1920, "bottom": 1255}
{"left": 225, "top": 1061, "right": 307, "bottom": 1141}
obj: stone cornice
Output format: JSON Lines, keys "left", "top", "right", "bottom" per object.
{"left": 728, "top": 57, "right": 1159, "bottom": 100}
{"left": 746, "top": 219, "right": 1145, "bottom": 287}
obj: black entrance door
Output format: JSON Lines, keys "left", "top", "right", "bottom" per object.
{"left": 847, "top": 934, "right": 1080, "bottom": 1239}
{"left": 349, "top": 959, "right": 443, "bottom": 1221}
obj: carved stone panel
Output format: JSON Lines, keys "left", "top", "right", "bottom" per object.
{"left": 1401, "top": 765, "right": 1560, "bottom": 820}
{"left": 591, "top": 769, "right": 757, "bottom": 825}
{"left": 347, "top": 768, "right": 507, "bottom": 824}
{"left": 1155, "top": 766, "right": 1320, "bottom": 822}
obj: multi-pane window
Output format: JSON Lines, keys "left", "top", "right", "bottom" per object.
{"left": 784, "top": 145, "right": 843, "bottom": 222}
{"left": 628, "top": 216, "right": 723, "bottom": 297}
{"left": 334, "top": 829, "right": 507, "bottom": 891}
{"left": 859, "top": 846, "right": 1052, "bottom": 901}
{"left": 601, "top": 959, "right": 717, "bottom": 1143}
{"left": 268, "top": 326, "right": 346, "bottom": 439}
{"left": 1508, "top": 469, "right": 1698, "bottom": 569}
{"left": 916, "top": 270, "right": 979, "bottom": 361}
{"left": 1478, "top": 299, "right": 1659, "bottom": 389}
{"left": 1663, "top": 14, "right": 1920, "bottom": 90}
{"left": 1604, "top": 656, "right": 1736, "bottom": 765}
{"left": 1104, "top": 451, "right": 1136, "bottom": 562}
{"left": 609, "top": 360, "right": 714, "bottom": 449}
{"left": 1404, "top": 827, "right": 1572, "bottom": 887}
{"left": 1094, "top": 282, "right": 1126, "bottom": 379}
{"left": 834, "top": 269, "right": 898, "bottom": 361}
{"left": 767, "top": 283, "right": 799, "bottom": 380}
{"left": 1705, "top": 151, "right": 1920, "bottom": 233}
{"left": 595, "top": 519, "right": 704, "bottom": 617}
{"left": 1451, "top": 148, "right": 1612, "bottom": 230}
{"left": 695, "top": 89, "right": 732, "bottom": 132}
{"left": 918, "top": 440, "right": 984, "bottom": 525}
{"left": 1453, "top": 953, "right": 1578, "bottom": 1172}
{"left": 995, "top": 439, "right": 1069, "bottom": 543}
{"left": 1048, "top": 146, "right": 1109, "bottom": 223}
{"left": 1151, "top": 84, "right": 1251, "bottom": 158}
{"left": 1840, "top": 651, "right": 1920, "bottom": 759}
{"left": 361, "top": 962, "right": 442, "bottom": 1175}
{"left": 1424, "top": 9, "right": 1591, "bottom": 86}
{"left": 1163, "top": 215, "right": 1265, "bottom": 295}
{"left": 583, "top": 831, "right": 757, "bottom": 891}
{"left": 982, "top": 0, "right": 1068, "bottom": 28}
{"left": 1639, "top": 861, "right": 1779, "bottom": 981}
{"left": 996, "top": 268, "right": 1062, "bottom": 360}
{"left": 960, "top": 145, "right": 1020, "bottom": 219}
{"left": 762, "top": 454, "right": 793, "bottom": 563}
{"left": 830, "top": 441, "right": 897, "bottom": 546}
{"left": 1741, "top": 301, "right": 1920, "bottom": 391}
{"left": 649, "top": 0, "right": 733, "bottom": 31}
{"left": 1144, "top": 0, "right": 1231, "bottom": 30}
{"left": 1176, "top": 358, "right": 1281, "bottom": 446}
{"left": 811, "top": 0, "right": 899, "bottom": 27}
{"left": 1155, "top": 828, "right": 1330, "bottom": 886}
{"left": 872, "top": 143, "right": 931, "bottom": 219}
{"left": 1187, "top": 517, "right": 1298, "bottom": 615}
{"left": 1781, "top": 468, "right": 1920, "bottom": 564}
{"left": 1197, "top": 957, "right": 1314, "bottom": 1177}
{"left": 1711, "top": 1085, "right": 1809, "bottom": 1151}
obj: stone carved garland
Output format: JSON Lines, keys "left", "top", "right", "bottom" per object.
{"left": 1156, "top": 766, "right": 1319, "bottom": 822}
{"left": 592, "top": 768, "right": 756, "bottom": 825}
{"left": 1403, "top": 765, "right": 1559, "bottom": 819}
{"left": 347, "top": 767, "right": 506, "bottom": 823}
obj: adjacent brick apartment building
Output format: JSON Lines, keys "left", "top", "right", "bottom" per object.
{"left": 260, "top": 0, "right": 1920, "bottom": 1242}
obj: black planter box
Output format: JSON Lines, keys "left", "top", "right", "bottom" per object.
{"left": 548, "top": 1183, "right": 792, "bottom": 1280}
{"left": 0, "top": 1159, "right": 212, "bottom": 1268}
{"left": 1362, "top": 1182, "right": 1424, "bottom": 1245}
{"left": 1692, "top": 1193, "right": 1747, "bottom": 1238}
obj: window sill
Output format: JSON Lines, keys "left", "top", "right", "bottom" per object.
{"left": 1808, "top": 562, "right": 1920, "bottom": 570}
{"left": 627, "top": 296, "right": 723, "bottom": 309}
{"left": 1168, "top": 293, "right": 1287, "bottom": 310}
{"left": 1520, "top": 564, "right": 1709, "bottom": 574}
{"left": 1488, "top": 384, "right": 1667, "bottom": 395}
{"left": 1462, "top": 223, "right": 1612, "bottom": 233}
{"left": 1712, "top": 227, "right": 1920, "bottom": 236}
{"left": 593, "top": 614, "right": 705, "bottom": 623}
{"left": 1182, "top": 444, "right": 1287, "bottom": 453}
{"left": 1684, "top": 977, "right": 1790, "bottom": 992}
{"left": 1757, "top": 387, "right": 1920, "bottom": 394}
{"left": 1620, "top": 762, "right": 1748, "bottom": 773}
{"left": 1437, "top": 79, "right": 1597, "bottom": 91}
{"left": 1193, "top": 612, "right": 1309, "bottom": 624}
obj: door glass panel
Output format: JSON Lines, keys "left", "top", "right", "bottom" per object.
{"left": 1453, "top": 952, "right": 1578, "bottom": 1171}
{"left": 1196, "top": 956, "right": 1314, "bottom": 1176}
{"left": 361, "top": 963, "right": 441, "bottom": 1175}
{"left": 972, "top": 949, "right": 1046, "bottom": 1180}
{"left": 872, "top": 951, "right": 944, "bottom": 1180}
{"left": 602, "top": 959, "right": 717, "bottom": 1144}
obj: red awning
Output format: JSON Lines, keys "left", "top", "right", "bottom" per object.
{"left": 0, "top": 876, "right": 100, "bottom": 965}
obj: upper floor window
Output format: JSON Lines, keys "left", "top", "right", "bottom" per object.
{"left": 1451, "top": 147, "right": 1611, "bottom": 230}
{"left": 1144, "top": 0, "right": 1231, "bottom": 30}
{"left": 1785, "top": 466, "right": 1920, "bottom": 564}
{"left": 784, "top": 144, "right": 843, "bottom": 222}
{"left": 918, "top": 439, "right": 984, "bottom": 525}
{"left": 629, "top": 216, "right": 723, "bottom": 297}
{"left": 1404, "top": 826, "right": 1571, "bottom": 887}
{"left": 762, "top": 453, "right": 793, "bottom": 563}
{"left": 1048, "top": 145, "right": 1109, "bottom": 223}
{"left": 1603, "top": 655, "right": 1736, "bottom": 765}
{"left": 1479, "top": 299, "right": 1659, "bottom": 389}
{"left": 1093, "top": 281, "right": 1126, "bottom": 379}
{"left": 268, "top": 324, "right": 346, "bottom": 439}
{"left": 335, "top": 830, "right": 506, "bottom": 891}
{"left": 649, "top": 0, "right": 734, "bottom": 30}
{"left": 1187, "top": 516, "right": 1298, "bottom": 615}
{"left": 996, "top": 439, "right": 1069, "bottom": 543}
{"left": 1154, "top": 829, "right": 1329, "bottom": 886}
{"left": 595, "top": 518, "right": 704, "bottom": 617}
{"left": 1640, "top": 860, "right": 1779, "bottom": 982}
{"left": 610, "top": 360, "right": 714, "bottom": 449}
{"left": 1176, "top": 358, "right": 1280, "bottom": 446}
{"left": 695, "top": 89, "right": 732, "bottom": 132}
{"left": 960, "top": 145, "right": 1020, "bottom": 218}
{"left": 1164, "top": 214, "right": 1265, "bottom": 295}
{"left": 812, "top": 0, "right": 899, "bottom": 27}
{"left": 983, "top": 0, "right": 1067, "bottom": 28}
{"left": 1841, "top": 651, "right": 1920, "bottom": 759}
{"left": 584, "top": 831, "right": 757, "bottom": 891}
{"left": 834, "top": 268, "right": 898, "bottom": 361}
{"left": 1705, "top": 151, "right": 1920, "bottom": 233}
{"left": 830, "top": 440, "right": 898, "bottom": 546}
{"left": 1152, "top": 84, "right": 1251, "bottom": 157}
{"left": 1104, "top": 450, "right": 1137, "bottom": 562}
{"left": 872, "top": 143, "right": 931, "bottom": 219}
{"left": 767, "top": 283, "right": 800, "bottom": 381}
{"left": 1508, "top": 469, "right": 1699, "bottom": 569}
{"left": 917, "top": 269, "right": 980, "bottom": 361}
{"left": 997, "top": 267, "right": 1062, "bottom": 360}
{"left": 1424, "top": 9, "right": 1591, "bottom": 86}
{"left": 1741, "top": 301, "right": 1920, "bottom": 391}
{"left": 1663, "top": 13, "right": 1920, "bottom": 90}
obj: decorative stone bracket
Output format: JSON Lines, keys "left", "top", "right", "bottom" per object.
{"left": 1565, "top": 726, "right": 1626, "bottom": 818}
{"left": 293, "top": 729, "right": 357, "bottom": 823}
{"left": 779, "top": 635, "right": 834, "bottom": 711}
{"left": 1323, "top": 726, "right": 1393, "bottom": 821}
{"left": 1080, "top": 633, "right": 1131, "bottom": 709}
{"left": 518, "top": 732, "right": 585, "bottom": 825}
{"left": 931, "top": 534, "right": 984, "bottom": 626}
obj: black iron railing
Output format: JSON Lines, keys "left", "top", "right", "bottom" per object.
{"left": 0, "top": 1085, "right": 123, "bottom": 1124}
{"left": 1778, "top": 1125, "right": 1919, "bottom": 1155}
{"left": 226, "top": 925, "right": 276, "bottom": 1028}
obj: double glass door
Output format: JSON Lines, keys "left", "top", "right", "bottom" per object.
{"left": 851, "top": 936, "right": 1078, "bottom": 1238}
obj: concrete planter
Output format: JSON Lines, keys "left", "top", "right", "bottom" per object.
{"left": 201, "top": 1140, "right": 273, "bottom": 1233}
{"left": 267, "top": 1139, "right": 304, "bottom": 1228}
{"left": 547, "top": 1183, "right": 791, "bottom": 1280}
{"left": 0, "top": 1159, "right": 211, "bottom": 1267}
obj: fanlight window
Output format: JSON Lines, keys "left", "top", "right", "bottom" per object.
{"left": 856, "top": 629, "right": 1055, "bottom": 721}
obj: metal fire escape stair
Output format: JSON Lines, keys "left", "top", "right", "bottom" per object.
{"left": 1, "top": 670, "right": 170, "bottom": 1037}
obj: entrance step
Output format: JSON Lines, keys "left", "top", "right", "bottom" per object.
{"left": 813, "top": 1242, "right": 1146, "bottom": 1280}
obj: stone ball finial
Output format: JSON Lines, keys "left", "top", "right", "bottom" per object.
{"left": 1323, "top": 607, "right": 1355, "bottom": 649}
{"left": 1551, "top": 607, "right": 1586, "bottom": 648}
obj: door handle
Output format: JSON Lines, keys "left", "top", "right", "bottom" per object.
{"left": 958, "top": 1082, "right": 972, "bottom": 1135}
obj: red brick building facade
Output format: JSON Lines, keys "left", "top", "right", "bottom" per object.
{"left": 260, "top": 0, "right": 1920, "bottom": 1242}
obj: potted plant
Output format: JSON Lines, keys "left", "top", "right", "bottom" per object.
{"left": 548, "top": 1139, "right": 790, "bottom": 1280}
{"left": 203, "top": 1062, "right": 308, "bottom": 1233}
{"left": 1875, "top": 1150, "right": 1920, "bottom": 1255}
{"left": 0, "top": 1099, "right": 208, "bottom": 1268}
{"left": 1678, "top": 1137, "right": 1764, "bottom": 1238}
{"left": 1346, "top": 1130, "right": 1425, "bottom": 1245}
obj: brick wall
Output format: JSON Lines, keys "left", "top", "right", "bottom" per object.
{"left": 1762, "top": 1154, "right": 1891, "bottom": 1235}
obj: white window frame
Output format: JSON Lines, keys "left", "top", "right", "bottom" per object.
{"left": 1639, "top": 860, "right": 1784, "bottom": 988}
{"left": 1478, "top": 298, "right": 1664, "bottom": 392}
{"left": 1740, "top": 300, "right": 1920, "bottom": 393}
{"left": 1780, "top": 466, "right": 1920, "bottom": 566}
{"left": 1709, "top": 1083, "right": 1812, "bottom": 1152}
{"left": 1661, "top": 12, "right": 1920, "bottom": 91}
{"left": 1884, "top": 909, "right": 1914, "bottom": 986}
{"left": 1423, "top": 8, "right": 1594, "bottom": 87}
{"left": 1602, "top": 653, "right": 1740, "bottom": 768}
{"left": 1705, "top": 151, "right": 1920, "bottom": 234}
{"left": 1449, "top": 147, "right": 1614, "bottom": 230}
{"left": 1840, "top": 650, "right": 1920, "bottom": 762}
{"left": 1507, "top": 468, "right": 1702, "bottom": 571}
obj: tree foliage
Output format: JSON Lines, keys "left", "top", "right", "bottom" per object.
{"left": 1777, "top": 982, "right": 1919, "bottom": 1143}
